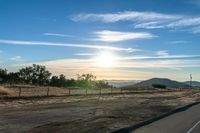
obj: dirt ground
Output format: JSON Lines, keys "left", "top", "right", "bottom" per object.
{"left": 0, "top": 89, "right": 200, "bottom": 133}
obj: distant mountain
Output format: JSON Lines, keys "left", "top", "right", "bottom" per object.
{"left": 184, "top": 81, "right": 200, "bottom": 87}
{"left": 123, "top": 78, "right": 189, "bottom": 88}
{"left": 108, "top": 80, "right": 141, "bottom": 88}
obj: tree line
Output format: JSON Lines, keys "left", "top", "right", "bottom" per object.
{"left": 0, "top": 64, "right": 112, "bottom": 89}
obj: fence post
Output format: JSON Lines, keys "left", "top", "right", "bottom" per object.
{"left": 68, "top": 87, "right": 71, "bottom": 96}
{"left": 99, "top": 87, "right": 102, "bottom": 96}
{"left": 19, "top": 87, "right": 21, "bottom": 97}
{"left": 47, "top": 87, "right": 50, "bottom": 96}
{"left": 85, "top": 88, "right": 88, "bottom": 95}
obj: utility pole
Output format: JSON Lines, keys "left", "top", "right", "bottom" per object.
{"left": 190, "top": 74, "right": 192, "bottom": 89}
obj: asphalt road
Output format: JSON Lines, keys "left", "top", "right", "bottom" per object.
{"left": 133, "top": 103, "right": 200, "bottom": 133}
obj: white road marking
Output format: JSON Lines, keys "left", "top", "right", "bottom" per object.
{"left": 187, "top": 120, "right": 200, "bottom": 133}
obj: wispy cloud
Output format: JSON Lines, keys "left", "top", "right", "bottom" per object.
{"left": 10, "top": 56, "right": 22, "bottom": 61}
{"left": 116, "top": 59, "right": 200, "bottom": 69}
{"left": 117, "top": 53, "right": 200, "bottom": 60}
{"left": 134, "top": 21, "right": 165, "bottom": 29}
{"left": 135, "top": 16, "right": 200, "bottom": 33}
{"left": 72, "top": 11, "right": 180, "bottom": 23}
{"left": 93, "top": 30, "right": 156, "bottom": 42}
{"left": 135, "top": 17, "right": 200, "bottom": 30}
{"left": 167, "top": 17, "right": 200, "bottom": 28}
{"left": 43, "top": 33, "right": 73, "bottom": 38}
{"left": 156, "top": 51, "right": 169, "bottom": 56}
{"left": 0, "top": 39, "right": 138, "bottom": 52}
{"left": 74, "top": 51, "right": 200, "bottom": 60}
{"left": 72, "top": 11, "right": 200, "bottom": 34}
{"left": 168, "top": 40, "right": 189, "bottom": 44}
{"left": 74, "top": 53, "right": 97, "bottom": 56}
{"left": 19, "top": 52, "right": 200, "bottom": 69}
{"left": 119, "top": 54, "right": 200, "bottom": 60}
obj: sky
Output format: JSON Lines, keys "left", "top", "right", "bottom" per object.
{"left": 0, "top": 0, "right": 200, "bottom": 81}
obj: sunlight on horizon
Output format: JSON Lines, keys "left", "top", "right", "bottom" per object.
{"left": 93, "top": 51, "right": 118, "bottom": 68}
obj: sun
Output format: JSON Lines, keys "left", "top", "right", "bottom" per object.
{"left": 93, "top": 51, "right": 117, "bottom": 68}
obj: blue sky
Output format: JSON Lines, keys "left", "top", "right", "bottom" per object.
{"left": 0, "top": 0, "right": 200, "bottom": 81}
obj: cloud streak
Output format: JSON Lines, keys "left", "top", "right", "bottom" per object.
{"left": 43, "top": 33, "right": 73, "bottom": 37}
{"left": 74, "top": 53, "right": 97, "bottom": 56}
{"left": 72, "top": 11, "right": 200, "bottom": 34}
{"left": 10, "top": 56, "right": 22, "bottom": 61}
{"left": 119, "top": 55, "right": 200, "bottom": 60}
{"left": 72, "top": 11, "right": 181, "bottom": 23}
{"left": 93, "top": 30, "right": 156, "bottom": 42}
{"left": 168, "top": 40, "right": 189, "bottom": 44}
{"left": 134, "top": 21, "right": 166, "bottom": 29}
{"left": 0, "top": 39, "right": 138, "bottom": 52}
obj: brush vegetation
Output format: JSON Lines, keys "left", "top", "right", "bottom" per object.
{"left": 0, "top": 64, "right": 112, "bottom": 89}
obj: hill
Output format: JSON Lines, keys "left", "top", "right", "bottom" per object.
{"left": 123, "top": 78, "right": 189, "bottom": 88}
{"left": 108, "top": 80, "right": 140, "bottom": 88}
{"left": 184, "top": 81, "right": 200, "bottom": 87}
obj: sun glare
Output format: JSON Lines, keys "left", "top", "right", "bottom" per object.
{"left": 94, "top": 51, "right": 117, "bottom": 68}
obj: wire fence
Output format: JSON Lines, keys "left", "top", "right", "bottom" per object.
{"left": 1, "top": 84, "right": 197, "bottom": 98}
{"left": 3, "top": 85, "right": 120, "bottom": 97}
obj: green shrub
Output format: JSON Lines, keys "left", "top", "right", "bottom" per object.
{"left": 152, "top": 84, "right": 166, "bottom": 89}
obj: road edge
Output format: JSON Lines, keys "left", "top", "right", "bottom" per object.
{"left": 112, "top": 102, "right": 200, "bottom": 133}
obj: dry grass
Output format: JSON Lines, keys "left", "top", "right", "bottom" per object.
{"left": 0, "top": 86, "right": 13, "bottom": 96}
{"left": 1, "top": 84, "right": 187, "bottom": 97}
{"left": 0, "top": 89, "right": 199, "bottom": 133}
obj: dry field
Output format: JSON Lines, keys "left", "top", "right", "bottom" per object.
{"left": 1, "top": 85, "right": 119, "bottom": 97}
{"left": 0, "top": 86, "right": 13, "bottom": 96}
{"left": 0, "top": 85, "right": 189, "bottom": 97}
{"left": 0, "top": 88, "right": 200, "bottom": 133}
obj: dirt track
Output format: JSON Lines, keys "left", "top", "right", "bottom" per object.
{"left": 0, "top": 90, "right": 200, "bottom": 133}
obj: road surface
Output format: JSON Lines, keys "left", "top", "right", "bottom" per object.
{"left": 133, "top": 103, "right": 200, "bottom": 133}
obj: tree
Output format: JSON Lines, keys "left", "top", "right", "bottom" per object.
{"left": 7, "top": 72, "right": 21, "bottom": 84}
{"left": 0, "top": 68, "right": 8, "bottom": 83}
{"left": 50, "top": 74, "right": 70, "bottom": 87}
{"left": 59, "top": 74, "right": 66, "bottom": 87}
{"left": 50, "top": 76, "right": 59, "bottom": 87}
{"left": 76, "top": 74, "right": 96, "bottom": 95}
{"left": 19, "top": 64, "right": 51, "bottom": 86}
{"left": 0, "top": 64, "right": 109, "bottom": 91}
{"left": 95, "top": 80, "right": 110, "bottom": 88}
{"left": 76, "top": 73, "right": 96, "bottom": 88}
{"left": 19, "top": 66, "right": 33, "bottom": 84}
{"left": 65, "top": 79, "right": 76, "bottom": 87}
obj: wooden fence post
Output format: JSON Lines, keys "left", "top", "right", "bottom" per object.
{"left": 85, "top": 88, "right": 88, "bottom": 95}
{"left": 99, "top": 87, "right": 101, "bottom": 96}
{"left": 68, "top": 87, "right": 71, "bottom": 96}
{"left": 47, "top": 87, "right": 50, "bottom": 96}
{"left": 19, "top": 87, "right": 21, "bottom": 97}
